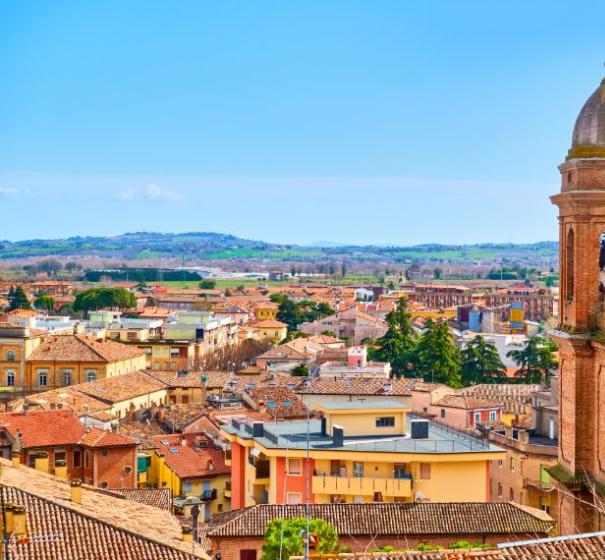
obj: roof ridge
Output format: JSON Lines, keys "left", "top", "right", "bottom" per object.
{"left": 74, "top": 334, "right": 111, "bottom": 362}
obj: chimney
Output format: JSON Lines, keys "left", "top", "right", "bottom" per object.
{"left": 320, "top": 416, "right": 327, "bottom": 436}
{"left": 252, "top": 422, "right": 264, "bottom": 438}
{"left": 55, "top": 459, "right": 68, "bottom": 479}
{"left": 11, "top": 451, "right": 21, "bottom": 468}
{"left": 70, "top": 479, "right": 82, "bottom": 504}
{"left": 181, "top": 525, "right": 193, "bottom": 543}
{"left": 12, "top": 505, "right": 27, "bottom": 538}
{"left": 3, "top": 503, "right": 14, "bottom": 533}
{"left": 518, "top": 430, "right": 530, "bottom": 444}
{"left": 34, "top": 452, "right": 49, "bottom": 473}
{"left": 332, "top": 425, "right": 344, "bottom": 447}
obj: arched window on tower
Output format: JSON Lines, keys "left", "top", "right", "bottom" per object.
{"left": 599, "top": 233, "right": 605, "bottom": 302}
{"left": 566, "top": 228, "right": 575, "bottom": 301}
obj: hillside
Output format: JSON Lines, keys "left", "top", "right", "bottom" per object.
{"left": 0, "top": 232, "right": 558, "bottom": 264}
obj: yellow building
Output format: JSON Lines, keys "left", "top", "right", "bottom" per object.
{"left": 222, "top": 401, "right": 505, "bottom": 509}
{"left": 253, "top": 302, "right": 279, "bottom": 322}
{"left": 0, "top": 324, "right": 45, "bottom": 394}
{"left": 26, "top": 334, "right": 146, "bottom": 391}
{"left": 248, "top": 319, "right": 287, "bottom": 344}
{"left": 146, "top": 434, "right": 231, "bottom": 522}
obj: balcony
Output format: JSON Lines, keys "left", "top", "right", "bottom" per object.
{"left": 224, "top": 480, "right": 231, "bottom": 498}
{"left": 255, "top": 460, "right": 270, "bottom": 481}
{"left": 312, "top": 474, "right": 412, "bottom": 498}
{"left": 523, "top": 478, "right": 552, "bottom": 491}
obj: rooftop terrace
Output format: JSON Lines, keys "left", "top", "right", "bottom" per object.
{"left": 224, "top": 415, "right": 502, "bottom": 454}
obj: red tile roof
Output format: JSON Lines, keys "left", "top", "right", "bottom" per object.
{"left": 0, "top": 410, "right": 86, "bottom": 447}
{"left": 153, "top": 434, "right": 229, "bottom": 479}
{"left": 28, "top": 334, "right": 146, "bottom": 363}
{"left": 0, "top": 410, "right": 137, "bottom": 449}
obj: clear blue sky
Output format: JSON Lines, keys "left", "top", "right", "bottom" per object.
{"left": 1, "top": 1, "right": 604, "bottom": 245}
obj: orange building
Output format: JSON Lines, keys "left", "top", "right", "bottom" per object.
{"left": 0, "top": 409, "right": 138, "bottom": 488}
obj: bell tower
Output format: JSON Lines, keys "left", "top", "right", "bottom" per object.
{"left": 550, "top": 75, "right": 605, "bottom": 533}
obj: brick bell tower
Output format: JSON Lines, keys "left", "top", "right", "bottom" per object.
{"left": 550, "top": 74, "right": 605, "bottom": 534}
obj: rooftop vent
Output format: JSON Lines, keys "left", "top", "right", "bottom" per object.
{"left": 410, "top": 419, "right": 429, "bottom": 439}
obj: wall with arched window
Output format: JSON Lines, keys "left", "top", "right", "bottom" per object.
{"left": 6, "top": 350, "right": 15, "bottom": 362}
{"left": 6, "top": 371, "right": 15, "bottom": 387}
{"left": 566, "top": 228, "right": 575, "bottom": 301}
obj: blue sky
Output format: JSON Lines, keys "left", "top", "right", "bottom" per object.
{"left": 1, "top": 1, "right": 604, "bottom": 245}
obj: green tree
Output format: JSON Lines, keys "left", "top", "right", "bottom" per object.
{"left": 73, "top": 287, "right": 136, "bottom": 313}
{"left": 199, "top": 279, "right": 217, "bottom": 289}
{"left": 8, "top": 286, "right": 32, "bottom": 311}
{"left": 261, "top": 518, "right": 338, "bottom": 560}
{"left": 291, "top": 364, "right": 309, "bottom": 377}
{"left": 507, "top": 335, "right": 558, "bottom": 384}
{"left": 373, "top": 298, "right": 416, "bottom": 377}
{"left": 34, "top": 295, "right": 56, "bottom": 312}
{"left": 461, "top": 336, "right": 505, "bottom": 385}
{"left": 415, "top": 320, "right": 462, "bottom": 387}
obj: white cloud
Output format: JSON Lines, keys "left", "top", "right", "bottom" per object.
{"left": 118, "top": 184, "right": 185, "bottom": 202}
{"left": 0, "top": 187, "right": 19, "bottom": 196}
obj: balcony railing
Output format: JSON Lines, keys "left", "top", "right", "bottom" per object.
{"left": 523, "top": 477, "right": 552, "bottom": 491}
{"left": 312, "top": 474, "right": 412, "bottom": 498}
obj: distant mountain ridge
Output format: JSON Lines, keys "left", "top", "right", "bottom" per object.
{"left": 0, "top": 232, "right": 559, "bottom": 263}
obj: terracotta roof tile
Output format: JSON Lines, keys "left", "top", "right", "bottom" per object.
{"left": 434, "top": 395, "right": 502, "bottom": 410}
{"left": 0, "top": 458, "right": 205, "bottom": 559}
{"left": 208, "top": 502, "right": 553, "bottom": 538}
{"left": 75, "top": 370, "right": 167, "bottom": 403}
{"left": 111, "top": 487, "right": 173, "bottom": 511}
{"left": 28, "top": 334, "right": 146, "bottom": 363}
{"left": 153, "top": 434, "right": 229, "bottom": 479}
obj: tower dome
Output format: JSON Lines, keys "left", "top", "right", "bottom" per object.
{"left": 569, "top": 77, "right": 605, "bottom": 159}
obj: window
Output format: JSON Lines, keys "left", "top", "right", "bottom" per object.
{"left": 440, "top": 409, "right": 446, "bottom": 418}
{"left": 101, "top": 448, "right": 109, "bottom": 457}
{"left": 287, "top": 458, "right": 302, "bottom": 476}
{"left": 62, "top": 369, "right": 72, "bottom": 386}
{"left": 353, "top": 462, "right": 364, "bottom": 478}
{"left": 287, "top": 492, "right": 302, "bottom": 504}
{"left": 6, "top": 351, "right": 15, "bottom": 362}
{"left": 38, "top": 370, "right": 48, "bottom": 387}
{"left": 73, "top": 450, "right": 82, "bottom": 468}
{"left": 497, "top": 482, "right": 503, "bottom": 497}
{"left": 473, "top": 412, "right": 481, "bottom": 424}
{"left": 86, "top": 370, "right": 96, "bottom": 382}
{"left": 183, "top": 481, "right": 192, "bottom": 493}
{"left": 510, "top": 457, "right": 516, "bottom": 472}
{"left": 489, "top": 410, "right": 497, "bottom": 422}
{"left": 498, "top": 459, "right": 503, "bottom": 468}
{"left": 84, "top": 450, "right": 90, "bottom": 469}
{"left": 393, "top": 464, "right": 408, "bottom": 479}
{"left": 509, "top": 487, "right": 514, "bottom": 501}
{"left": 566, "top": 228, "right": 575, "bottom": 300}
{"left": 54, "top": 451, "right": 66, "bottom": 466}
{"left": 376, "top": 416, "right": 395, "bottom": 428}
{"left": 419, "top": 463, "right": 431, "bottom": 480}
{"left": 6, "top": 371, "right": 15, "bottom": 387}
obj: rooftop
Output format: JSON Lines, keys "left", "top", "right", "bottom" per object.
{"left": 28, "top": 334, "right": 147, "bottom": 363}
{"left": 223, "top": 415, "right": 502, "bottom": 455}
{"left": 207, "top": 502, "right": 553, "bottom": 538}
{"left": 0, "top": 457, "right": 205, "bottom": 559}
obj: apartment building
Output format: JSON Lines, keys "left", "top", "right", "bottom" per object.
{"left": 221, "top": 401, "right": 504, "bottom": 509}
